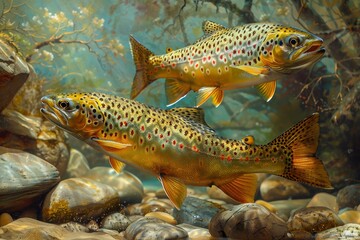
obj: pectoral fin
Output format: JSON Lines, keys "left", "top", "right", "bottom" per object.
{"left": 257, "top": 81, "right": 277, "bottom": 102}
{"left": 233, "top": 65, "right": 269, "bottom": 76}
{"left": 158, "top": 175, "right": 187, "bottom": 210}
{"left": 92, "top": 138, "right": 132, "bottom": 152}
{"left": 217, "top": 174, "right": 257, "bottom": 203}
{"left": 109, "top": 157, "right": 126, "bottom": 173}
{"left": 196, "top": 87, "right": 224, "bottom": 107}
{"left": 165, "top": 79, "right": 191, "bottom": 106}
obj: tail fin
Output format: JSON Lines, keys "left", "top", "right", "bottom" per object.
{"left": 129, "top": 35, "right": 155, "bottom": 99}
{"left": 271, "top": 113, "right": 333, "bottom": 189}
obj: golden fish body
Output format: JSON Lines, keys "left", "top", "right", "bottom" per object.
{"left": 41, "top": 92, "right": 332, "bottom": 209}
{"left": 130, "top": 21, "right": 325, "bottom": 107}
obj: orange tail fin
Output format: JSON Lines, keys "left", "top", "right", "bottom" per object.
{"left": 271, "top": 113, "right": 333, "bottom": 189}
{"left": 129, "top": 36, "right": 155, "bottom": 99}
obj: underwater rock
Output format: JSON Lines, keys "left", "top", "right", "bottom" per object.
{"left": 0, "top": 38, "right": 31, "bottom": 113}
{"left": 0, "top": 213, "right": 13, "bottom": 227}
{"left": 124, "top": 217, "right": 188, "bottom": 240}
{"left": 84, "top": 167, "right": 144, "bottom": 204}
{"left": 65, "top": 149, "right": 90, "bottom": 178}
{"left": 125, "top": 202, "right": 167, "bottom": 216}
{"left": 145, "top": 212, "right": 177, "bottom": 225}
{"left": 172, "top": 196, "right": 225, "bottom": 228}
{"left": 60, "top": 222, "right": 90, "bottom": 232}
{"left": 255, "top": 200, "right": 277, "bottom": 213}
{"left": 287, "top": 206, "right": 344, "bottom": 235}
{"left": 315, "top": 223, "right": 360, "bottom": 240}
{"left": 307, "top": 192, "right": 338, "bottom": 213}
{"left": 0, "top": 218, "right": 123, "bottom": 240}
{"left": 0, "top": 147, "right": 60, "bottom": 212}
{"left": 19, "top": 207, "right": 38, "bottom": 219}
{"left": 336, "top": 184, "right": 360, "bottom": 209}
{"left": 269, "top": 199, "right": 310, "bottom": 220}
{"left": 42, "top": 177, "right": 121, "bottom": 223}
{"left": 177, "top": 223, "right": 213, "bottom": 240}
{"left": 260, "top": 175, "right": 310, "bottom": 201}
{"left": 0, "top": 116, "right": 70, "bottom": 177}
{"left": 86, "top": 220, "right": 99, "bottom": 232}
{"left": 100, "top": 212, "right": 131, "bottom": 232}
{"left": 338, "top": 210, "right": 360, "bottom": 224}
{"left": 209, "top": 203, "right": 288, "bottom": 240}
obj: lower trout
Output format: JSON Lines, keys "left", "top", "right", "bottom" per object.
{"left": 41, "top": 92, "right": 332, "bottom": 209}
{"left": 130, "top": 21, "right": 325, "bottom": 107}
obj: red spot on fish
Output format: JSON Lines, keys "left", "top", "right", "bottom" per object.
{"left": 219, "top": 54, "right": 223, "bottom": 60}
{"left": 195, "top": 63, "right": 199, "bottom": 68}
{"left": 246, "top": 157, "right": 249, "bottom": 161}
{"left": 233, "top": 50, "right": 236, "bottom": 54}
{"left": 239, "top": 157, "right": 243, "bottom": 161}
{"left": 159, "top": 134, "right": 163, "bottom": 139}
{"left": 227, "top": 156, "right": 232, "bottom": 162}
{"left": 147, "top": 133, "right": 152, "bottom": 140}
{"left": 160, "top": 63, "right": 165, "bottom": 68}
{"left": 124, "top": 121, "right": 128, "bottom": 127}
{"left": 229, "top": 53, "right": 232, "bottom": 58}
{"left": 141, "top": 125, "right": 145, "bottom": 132}
{"left": 140, "top": 138, "right": 143, "bottom": 144}
{"left": 179, "top": 143, "right": 184, "bottom": 149}
{"left": 202, "top": 57, "right": 206, "bottom": 62}
{"left": 172, "top": 63, "right": 176, "bottom": 68}
{"left": 192, "top": 146, "right": 198, "bottom": 152}
{"left": 221, "top": 155, "right": 225, "bottom": 160}
{"left": 255, "top": 157, "right": 260, "bottom": 163}
{"left": 172, "top": 140, "right": 176, "bottom": 146}
{"left": 145, "top": 147, "right": 149, "bottom": 152}
{"left": 130, "top": 129, "right": 134, "bottom": 136}
{"left": 212, "top": 60, "right": 216, "bottom": 65}
{"left": 119, "top": 122, "right": 123, "bottom": 127}
{"left": 161, "top": 143, "right": 165, "bottom": 149}
{"left": 207, "top": 56, "right": 211, "bottom": 60}
{"left": 216, "top": 47, "right": 220, "bottom": 52}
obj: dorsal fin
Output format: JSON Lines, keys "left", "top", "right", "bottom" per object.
{"left": 202, "top": 20, "right": 226, "bottom": 35}
{"left": 193, "top": 21, "right": 227, "bottom": 44}
{"left": 168, "top": 107, "right": 215, "bottom": 134}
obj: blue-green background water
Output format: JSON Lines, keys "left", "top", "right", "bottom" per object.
{"left": 2, "top": 0, "right": 359, "bottom": 188}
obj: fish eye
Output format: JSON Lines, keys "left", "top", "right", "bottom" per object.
{"left": 286, "top": 36, "right": 301, "bottom": 48}
{"left": 57, "top": 99, "right": 73, "bottom": 110}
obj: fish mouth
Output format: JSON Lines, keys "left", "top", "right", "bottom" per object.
{"left": 40, "top": 96, "right": 69, "bottom": 129}
{"left": 288, "top": 39, "right": 325, "bottom": 70}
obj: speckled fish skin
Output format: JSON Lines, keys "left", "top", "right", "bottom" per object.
{"left": 130, "top": 21, "right": 325, "bottom": 107}
{"left": 41, "top": 92, "right": 332, "bottom": 209}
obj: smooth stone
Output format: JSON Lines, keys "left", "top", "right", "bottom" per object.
{"left": 172, "top": 197, "right": 224, "bottom": 228}
{"left": 0, "top": 147, "right": 60, "bottom": 212}
{"left": 338, "top": 210, "right": 360, "bottom": 224}
{"left": 269, "top": 199, "right": 310, "bottom": 220}
{"left": 0, "top": 38, "right": 30, "bottom": 113}
{"left": 209, "top": 203, "right": 288, "bottom": 240}
{"left": 0, "top": 213, "right": 13, "bottom": 226}
{"left": 315, "top": 223, "right": 360, "bottom": 240}
{"left": 100, "top": 212, "right": 131, "bottom": 232}
{"left": 177, "top": 223, "right": 213, "bottom": 240}
{"left": 42, "top": 177, "right": 121, "bottom": 223}
{"left": 255, "top": 200, "right": 276, "bottom": 213}
{"left": 260, "top": 175, "right": 310, "bottom": 201}
{"left": 287, "top": 206, "right": 344, "bottom": 234}
{"left": 125, "top": 203, "right": 167, "bottom": 216}
{"left": 337, "top": 184, "right": 360, "bottom": 209}
{"left": 307, "top": 193, "right": 338, "bottom": 213}
{"left": 84, "top": 167, "right": 144, "bottom": 204}
{"left": 0, "top": 116, "right": 70, "bottom": 177}
{"left": 60, "top": 222, "right": 89, "bottom": 232}
{"left": 65, "top": 149, "right": 90, "bottom": 178}
{"left": 0, "top": 218, "right": 123, "bottom": 240}
{"left": 124, "top": 217, "right": 188, "bottom": 240}
{"left": 145, "top": 212, "right": 177, "bottom": 225}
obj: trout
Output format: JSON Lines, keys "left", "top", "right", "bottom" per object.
{"left": 130, "top": 21, "right": 325, "bottom": 107}
{"left": 41, "top": 92, "right": 332, "bottom": 209}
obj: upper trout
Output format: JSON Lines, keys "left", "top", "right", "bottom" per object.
{"left": 41, "top": 92, "right": 332, "bottom": 209}
{"left": 130, "top": 21, "right": 325, "bottom": 107}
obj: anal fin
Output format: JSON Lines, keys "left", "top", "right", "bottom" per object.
{"left": 109, "top": 157, "right": 126, "bottom": 173}
{"left": 217, "top": 174, "right": 257, "bottom": 203}
{"left": 165, "top": 79, "right": 190, "bottom": 106}
{"left": 197, "top": 87, "right": 224, "bottom": 107}
{"left": 158, "top": 175, "right": 187, "bottom": 210}
{"left": 257, "top": 81, "right": 276, "bottom": 102}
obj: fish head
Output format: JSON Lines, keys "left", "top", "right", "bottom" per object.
{"left": 260, "top": 27, "right": 325, "bottom": 73}
{"left": 40, "top": 93, "right": 105, "bottom": 138}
